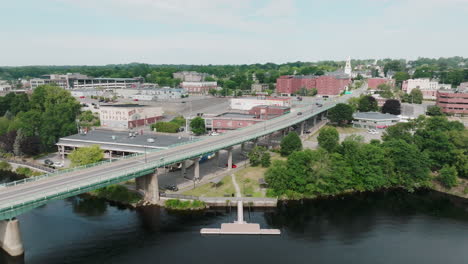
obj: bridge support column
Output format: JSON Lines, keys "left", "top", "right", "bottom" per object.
{"left": 300, "top": 122, "right": 305, "bottom": 136}
{"left": 181, "top": 160, "right": 187, "bottom": 176}
{"left": 227, "top": 147, "right": 233, "bottom": 171}
{"left": 313, "top": 116, "right": 317, "bottom": 126}
{"left": 0, "top": 219, "right": 24, "bottom": 257}
{"left": 241, "top": 142, "right": 245, "bottom": 153}
{"left": 144, "top": 171, "right": 159, "bottom": 203}
{"left": 217, "top": 151, "right": 221, "bottom": 167}
{"left": 193, "top": 157, "right": 200, "bottom": 181}
{"left": 252, "top": 138, "right": 258, "bottom": 148}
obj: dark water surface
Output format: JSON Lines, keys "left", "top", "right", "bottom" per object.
{"left": 2, "top": 190, "right": 468, "bottom": 264}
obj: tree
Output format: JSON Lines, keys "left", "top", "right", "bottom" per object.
{"left": 68, "top": 145, "right": 104, "bottom": 167}
{"left": 0, "top": 130, "right": 17, "bottom": 153}
{"left": 328, "top": 103, "right": 353, "bottom": 125}
{"left": 317, "top": 126, "right": 339, "bottom": 152}
{"left": 382, "top": 122, "right": 414, "bottom": 144}
{"left": 280, "top": 131, "right": 302, "bottom": 156}
{"left": 261, "top": 152, "right": 271, "bottom": 168}
{"left": 426, "top": 105, "right": 444, "bottom": 116}
{"left": 13, "top": 129, "right": 26, "bottom": 156}
{"left": 0, "top": 161, "right": 12, "bottom": 171}
{"left": 393, "top": 71, "right": 410, "bottom": 87}
{"left": 409, "top": 88, "right": 423, "bottom": 104}
{"left": 438, "top": 165, "right": 458, "bottom": 188}
{"left": 190, "top": 117, "right": 205, "bottom": 135}
{"left": 377, "top": 84, "right": 394, "bottom": 99}
{"left": 248, "top": 146, "right": 266, "bottom": 166}
{"left": 208, "top": 89, "right": 218, "bottom": 96}
{"left": 358, "top": 96, "right": 378, "bottom": 112}
{"left": 381, "top": 99, "right": 401, "bottom": 115}
{"left": 151, "top": 122, "right": 180, "bottom": 133}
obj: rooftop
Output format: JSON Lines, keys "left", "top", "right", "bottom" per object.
{"left": 100, "top": 104, "right": 148, "bottom": 108}
{"left": 216, "top": 113, "right": 257, "bottom": 119}
{"left": 57, "top": 129, "right": 192, "bottom": 152}
{"left": 353, "top": 112, "right": 399, "bottom": 120}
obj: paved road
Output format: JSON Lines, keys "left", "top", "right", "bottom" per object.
{"left": 0, "top": 86, "right": 367, "bottom": 214}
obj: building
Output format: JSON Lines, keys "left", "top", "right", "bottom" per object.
{"left": 99, "top": 104, "right": 163, "bottom": 129}
{"left": 353, "top": 112, "right": 400, "bottom": 129}
{"left": 70, "top": 89, "right": 102, "bottom": 97}
{"left": 203, "top": 113, "right": 264, "bottom": 132}
{"left": 251, "top": 83, "right": 270, "bottom": 93}
{"left": 0, "top": 81, "right": 12, "bottom": 92}
{"left": 56, "top": 130, "right": 191, "bottom": 159}
{"left": 368, "top": 78, "right": 395, "bottom": 89}
{"left": 181, "top": 81, "right": 217, "bottom": 94}
{"left": 248, "top": 105, "right": 290, "bottom": 118}
{"left": 344, "top": 56, "right": 352, "bottom": 76}
{"left": 30, "top": 78, "right": 68, "bottom": 89}
{"left": 436, "top": 87, "right": 468, "bottom": 115}
{"left": 72, "top": 77, "right": 144, "bottom": 90}
{"left": 402, "top": 78, "right": 452, "bottom": 100}
{"left": 134, "top": 88, "right": 188, "bottom": 101}
{"left": 276, "top": 74, "right": 351, "bottom": 96}
{"left": 230, "top": 97, "right": 292, "bottom": 111}
{"left": 173, "top": 71, "right": 211, "bottom": 82}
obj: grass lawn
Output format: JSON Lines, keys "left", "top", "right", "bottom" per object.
{"left": 182, "top": 175, "right": 236, "bottom": 197}
{"left": 235, "top": 166, "right": 268, "bottom": 197}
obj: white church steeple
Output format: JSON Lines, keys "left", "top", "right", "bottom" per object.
{"left": 344, "top": 56, "right": 352, "bottom": 76}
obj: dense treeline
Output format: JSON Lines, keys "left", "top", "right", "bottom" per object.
{"left": 0, "top": 85, "right": 80, "bottom": 155}
{"left": 266, "top": 116, "right": 467, "bottom": 198}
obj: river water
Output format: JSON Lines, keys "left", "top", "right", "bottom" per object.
{"left": 2, "top": 190, "right": 468, "bottom": 264}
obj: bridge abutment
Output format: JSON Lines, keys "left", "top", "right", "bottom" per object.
{"left": 193, "top": 157, "right": 200, "bottom": 181}
{"left": 0, "top": 219, "right": 24, "bottom": 257}
{"left": 136, "top": 171, "right": 159, "bottom": 204}
{"left": 227, "top": 147, "right": 233, "bottom": 170}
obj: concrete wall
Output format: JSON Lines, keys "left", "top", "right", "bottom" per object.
{"left": 0, "top": 219, "right": 24, "bottom": 257}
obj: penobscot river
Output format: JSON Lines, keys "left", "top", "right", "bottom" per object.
{"left": 2, "top": 190, "right": 468, "bottom": 264}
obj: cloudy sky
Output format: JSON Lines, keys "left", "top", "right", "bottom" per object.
{"left": 1, "top": 0, "right": 467, "bottom": 66}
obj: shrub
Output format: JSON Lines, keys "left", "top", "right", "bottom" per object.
{"left": 438, "top": 165, "right": 458, "bottom": 189}
{"left": 0, "top": 161, "right": 12, "bottom": 171}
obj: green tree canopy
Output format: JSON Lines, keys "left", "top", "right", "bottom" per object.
{"left": 190, "top": 117, "right": 206, "bottom": 135}
{"left": 381, "top": 99, "right": 401, "bottom": 115}
{"left": 280, "top": 131, "right": 302, "bottom": 156}
{"left": 317, "top": 126, "right": 339, "bottom": 152}
{"left": 358, "top": 96, "right": 378, "bottom": 112}
{"left": 328, "top": 103, "right": 354, "bottom": 126}
{"left": 438, "top": 165, "right": 458, "bottom": 188}
{"left": 69, "top": 145, "right": 104, "bottom": 167}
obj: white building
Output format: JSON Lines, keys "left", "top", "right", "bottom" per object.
{"left": 136, "top": 88, "right": 188, "bottom": 101}
{"left": 72, "top": 77, "right": 144, "bottom": 90}
{"left": 230, "top": 97, "right": 292, "bottom": 111}
{"left": 344, "top": 56, "right": 352, "bottom": 76}
{"left": 0, "top": 81, "right": 12, "bottom": 92}
{"left": 99, "top": 104, "right": 163, "bottom": 129}
{"left": 402, "top": 78, "right": 452, "bottom": 100}
{"left": 173, "top": 71, "right": 211, "bottom": 82}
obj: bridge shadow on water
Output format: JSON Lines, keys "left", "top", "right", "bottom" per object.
{"left": 1, "top": 189, "right": 468, "bottom": 264}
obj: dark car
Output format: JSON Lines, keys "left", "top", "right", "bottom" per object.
{"left": 317, "top": 103, "right": 323, "bottom": 107}
{"left": 44, "top": 159, "right": 54, "bottom": 166}
{"left": 164, "top": 185, "right": 179, "bottom": 191}
{"left": 297, "top": 112, "right": 303, "bottom": 115}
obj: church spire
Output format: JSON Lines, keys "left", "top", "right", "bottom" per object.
{"left": 344, "top": 56, "right": 352, "bottom": 76}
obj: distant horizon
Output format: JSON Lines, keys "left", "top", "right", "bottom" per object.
{"left": 2, "top": 0, "right": 468, "bottom": 66}
{"left": 1, "top": 55, "right": 467, "bottom": 68}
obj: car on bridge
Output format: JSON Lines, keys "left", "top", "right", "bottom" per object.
{"left": 297, "top": 112, "right": 302, "bottom": 115}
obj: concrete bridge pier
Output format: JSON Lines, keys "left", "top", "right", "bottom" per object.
{"left": 193, "top": 157, "right": 200, "bottom": 181}
{"left": 241, "top": 142, "right": 245, "bottom": 153}
{"left": 227, "top": 147, "right": 233, "bottom": 171}
{"left": 0, "top": 219, "right": 24, "bottom": 257}
{"left": 135, "top": 171, "right": 159, "bottom": 204}
{"left": 181, "top": 160, "right": 187, "bottom": 176}
{"left": 300, "top": 121, "right": 305, "bottom": 136}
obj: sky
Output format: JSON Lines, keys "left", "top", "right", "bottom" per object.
{"left": 1, "top": 0, "right": 468, "bottom": 66}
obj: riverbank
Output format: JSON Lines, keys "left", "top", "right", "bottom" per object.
{"left": 431, "top": 178, "right": 468, "bottom": 200}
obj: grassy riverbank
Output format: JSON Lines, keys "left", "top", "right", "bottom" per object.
{"left": 165, "top": 199, "right": 206, "bottom": 210}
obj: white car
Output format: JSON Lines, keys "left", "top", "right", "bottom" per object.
{"left": 367, "top": 129, "right": 378, "bottom": 134}
{"left": 210, "top": 132, "right": 220, "bottom": 136}
{"left": 53, "top": 162, "right": 64, "bottom": 168}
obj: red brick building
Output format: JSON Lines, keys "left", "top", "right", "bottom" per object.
{"left": 368, "top": 78, "right": 395, "bottom": 89}
{"left": 436, "top": 88, "right": 468, "bottom": 115}
{"left": 276, "top": 75, "right": 351, "bottom": 96}
{"left": 248, "top": 105, "right": 290, "bottom": 119}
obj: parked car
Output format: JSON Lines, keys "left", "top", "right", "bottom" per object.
{"left": 79, "top": 96, "right": 85, "bottom": 99}
{"left": 44, "top": 159, "right": 54, "bottom": 166}
{"left": 133, "top": 99, "right": 139, "bottom": 101}
{"left": 164, "top": 184, "right": 178, "bottom": 191}
{"left": 367, "top": 129, "right": 378, "bottom": 134}
{"left": 53, "top": 161, "right": 64, "bottom": 168}
{"left": 225, "top": 164, "right": 237, "bottom": 169}
{"left": 210, "top": 132, "right": 219, "bottom": 136}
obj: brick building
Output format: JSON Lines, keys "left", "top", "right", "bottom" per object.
{"left": 436, "top": 86, "right": 468, "bottom": 115}
{"left": 276, "top": 75, "right": 351, "bottom": 96}
{"left": 368, "top": 78, "right": 395, "bottom": 89}
{"left": 181, "top": 81, "right": 217, "bottom": 94}
{"left": 248, "top": 105, "right": 290, "bottom": 119}
{"left": 99, "top": 104, "right": 163, "bottom": 129}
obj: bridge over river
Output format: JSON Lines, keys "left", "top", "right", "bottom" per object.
{"left": 0, "top": 86, "right": 366, "bottom": 256}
